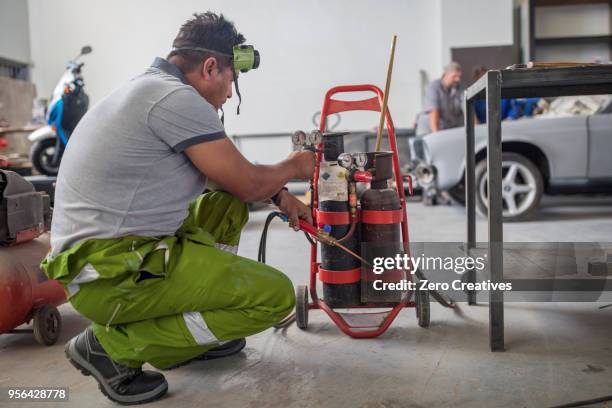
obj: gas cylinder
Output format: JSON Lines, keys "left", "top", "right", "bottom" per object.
{"left": 360, "top": 152, "right": 404, "bottom": 303}
{"left": 0, "top": 235, "right": 65, "bottom": 344}
{"left": 318, "top": 132, "right": 361, "bottom": 307}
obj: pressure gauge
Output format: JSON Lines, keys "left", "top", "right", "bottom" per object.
{"left": 353, "top": 152, "right": 368, "bottom": 168}
{"left": 307, "top": 130, "right": 323, "bottom": 146}
{"left": 292, "top": 130, "right": 306, "bottom": 146}
{"left": 337, "top": 153, "right": 354, "bottom": 169}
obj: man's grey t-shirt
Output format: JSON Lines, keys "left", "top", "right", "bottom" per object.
{"left": 416, "top": 79, "right": 464, "bottom": 135}
{"left": 50, "top": 58, "right": 226, "bottom": 256}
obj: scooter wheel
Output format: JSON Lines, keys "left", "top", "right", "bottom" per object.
{"left": 415, "top": 288, "right": 430, "bottom": 328}
{"left": 296, "top": 285, "right": 309, "bottom": 330}
{"left": 30, "top": 139, "right": 61, "bottom": 176}
{"left": 33, "top": 304, "right": 62, "bottom": 346}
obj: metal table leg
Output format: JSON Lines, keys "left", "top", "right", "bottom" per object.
{"left": 486, "top": 71, "right": 504, "bottom": 352}
{"left": 464, "top": 95, "right": 477, "bottom": 305}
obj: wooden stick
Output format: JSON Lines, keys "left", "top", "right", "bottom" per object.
{"left": 375, "top": 34, "right": 397, "bottom": 152}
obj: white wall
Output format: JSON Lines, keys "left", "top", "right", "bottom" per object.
{"left": 0, "top": 0, "right": 31, "bottom": 63}
{"left": 28, "top": 0, "right": 443, "bottom": 136}
{"left": 440, "top": 0, "right": 514, "bottom": 68}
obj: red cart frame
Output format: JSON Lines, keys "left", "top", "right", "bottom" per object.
{"left": 307, "top": 84, "right": 416, "bottom": 338}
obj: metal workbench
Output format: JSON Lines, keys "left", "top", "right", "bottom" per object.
{"left": 463, "top": 65, "right": 612, "bottom": 351}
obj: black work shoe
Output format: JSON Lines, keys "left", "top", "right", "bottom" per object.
{"left": 65, "top": 327, "right": 168, "bottom": 405}
{"left": 164, "top": 338, "right": 246, "bottom": 370}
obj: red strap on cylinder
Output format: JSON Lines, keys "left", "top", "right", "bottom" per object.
{"left": 318, "top": 267, "right": 361, "bottom": 284}
{"left": 316, "top": 210, "right": 351, "bottom": 225}
{"left": 361, "top": 209, "right": 403, "bottom": 224}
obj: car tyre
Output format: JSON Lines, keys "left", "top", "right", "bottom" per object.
{"left": 475, "top": 152, "right": 543, "bottom": 222}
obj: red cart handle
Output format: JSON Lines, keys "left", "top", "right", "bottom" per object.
{"left": 320, "top": 84, "right": 392, "bottom": 117}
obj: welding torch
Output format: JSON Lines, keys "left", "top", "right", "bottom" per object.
{"left": 276, "top": 212, "right": 371, "bottom": 266}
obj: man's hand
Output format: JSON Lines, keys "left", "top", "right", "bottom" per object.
{"left": 275, "top": 190, "right": 313, "bottom": 230}
{"left": 287, "top": 151, "right": 315, "bottom": 180}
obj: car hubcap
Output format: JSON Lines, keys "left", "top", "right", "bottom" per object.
{"left": 479, "top": 160, "right": 537, "bottom": 217}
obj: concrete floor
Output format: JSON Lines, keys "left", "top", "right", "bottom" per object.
{"left": 1, "top": 195, "right": 611, "bottom": 407}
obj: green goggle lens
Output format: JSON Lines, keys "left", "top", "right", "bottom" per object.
{"left": 233, "top": 45, "right": 260, "bottom": 73}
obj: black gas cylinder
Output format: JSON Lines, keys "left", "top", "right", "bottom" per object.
{"left": 360, "top": 152, "right": 404, "bottom": 303}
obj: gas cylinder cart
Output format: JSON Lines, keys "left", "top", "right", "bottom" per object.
{"left": 261, "top": 85, "right": 455, "bottom": 338}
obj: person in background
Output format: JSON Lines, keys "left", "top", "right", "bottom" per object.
{"left": 472, "top": 65, "right": 540, "bottom": 123}
{"left": 472, "top": 65, "right": 495, "bottom": 123}
{"left": 416, "top": 62, "right": 464, "bottom": 135}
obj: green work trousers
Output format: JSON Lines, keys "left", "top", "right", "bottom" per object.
{"left": 49, "top": 192, "right": 295, "bottom": 369}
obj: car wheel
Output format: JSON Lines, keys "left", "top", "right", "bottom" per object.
{"left": 475, "top": 152, "right": 543, "bottom": 222}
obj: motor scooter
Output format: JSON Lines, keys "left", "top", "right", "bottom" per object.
{"left": 28, "top": 46, "right": 92, "bottom": 175}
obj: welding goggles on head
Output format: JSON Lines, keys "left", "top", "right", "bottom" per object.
{"left": 171, "top": 44, "right": 260, "bottom": 74}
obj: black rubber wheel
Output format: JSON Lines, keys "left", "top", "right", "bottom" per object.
{"left": 422, "top": 193, "right": 437, "bottom": 206}
{"left": 475, "top": 152, "right": 543, "bottom": 222}
{"left": 30, "top": 138, "right": 61, "bottom": 176}
{"left": 415, "top": 287, "right": 430, "bottom": 328}
{"left": 296, "top": 285, "right": 309, "bottom": 330}
{"left": 448, "top": 183, "right": 466, "bottom": 206}
{"left": 33, "top": 304, "right": 61, "bottom": 346}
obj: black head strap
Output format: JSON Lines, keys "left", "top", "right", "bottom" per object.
{"left": 233, "top": 70, "right": 242, "bottom": 115}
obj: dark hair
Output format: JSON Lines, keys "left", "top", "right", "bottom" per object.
{"left": 168, "top": 12, "right": 245, "bottom": 72}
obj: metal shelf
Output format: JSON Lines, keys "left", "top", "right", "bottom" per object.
{"left": 535, "top": 35, "right": 612, "bottom": 46}
{"left": 529, "top": 0, "right": 612, "bottom": 60}
{"left": 534, "top": 0, "right": 611, "bottom": 6}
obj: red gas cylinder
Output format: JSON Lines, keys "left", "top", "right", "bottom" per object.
{"left": 0, "top": 234, "right": 65, "bottom": 344}
{"left": 360, "top": 152, "right": 405, "bottom": 303}
{"left": 0, "top": 170, "right": 65, "bottom": 345}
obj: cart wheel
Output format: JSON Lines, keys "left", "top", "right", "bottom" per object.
{"left": 296, "top": 285, "right": 309, "bottom": 330}
{"left": 33, "top": 304, "right": 61, "bottom": 346}
{"left": 415, "top": 289, "right": 430, "bottom": 328}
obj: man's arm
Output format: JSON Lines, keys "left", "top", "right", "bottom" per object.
{"left": 429, "top": 109, "right": 440, "bottom": 133}
{"left": 185, "top": 138, "right": 314, "bottom": 203}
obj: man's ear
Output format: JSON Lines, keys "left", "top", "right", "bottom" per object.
{"left": 201, "top": 57, "right": 218, "bottom": 80}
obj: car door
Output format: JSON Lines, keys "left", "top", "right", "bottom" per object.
{"left": 586, "top": 113, "right": 612, "bottom": 179}
{"left": 499, "top": 116, "right": 588, "bottom": 180}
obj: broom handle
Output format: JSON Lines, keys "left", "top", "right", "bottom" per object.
{"left": 375, "top": 35, "right": 398, "bottom": 152}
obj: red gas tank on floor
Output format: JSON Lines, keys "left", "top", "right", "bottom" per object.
{"left": 0, "top": 170, "right": 65, "bottom": 345}
{"left": 0, "top": 234, "right": 66, "bottom": 345}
